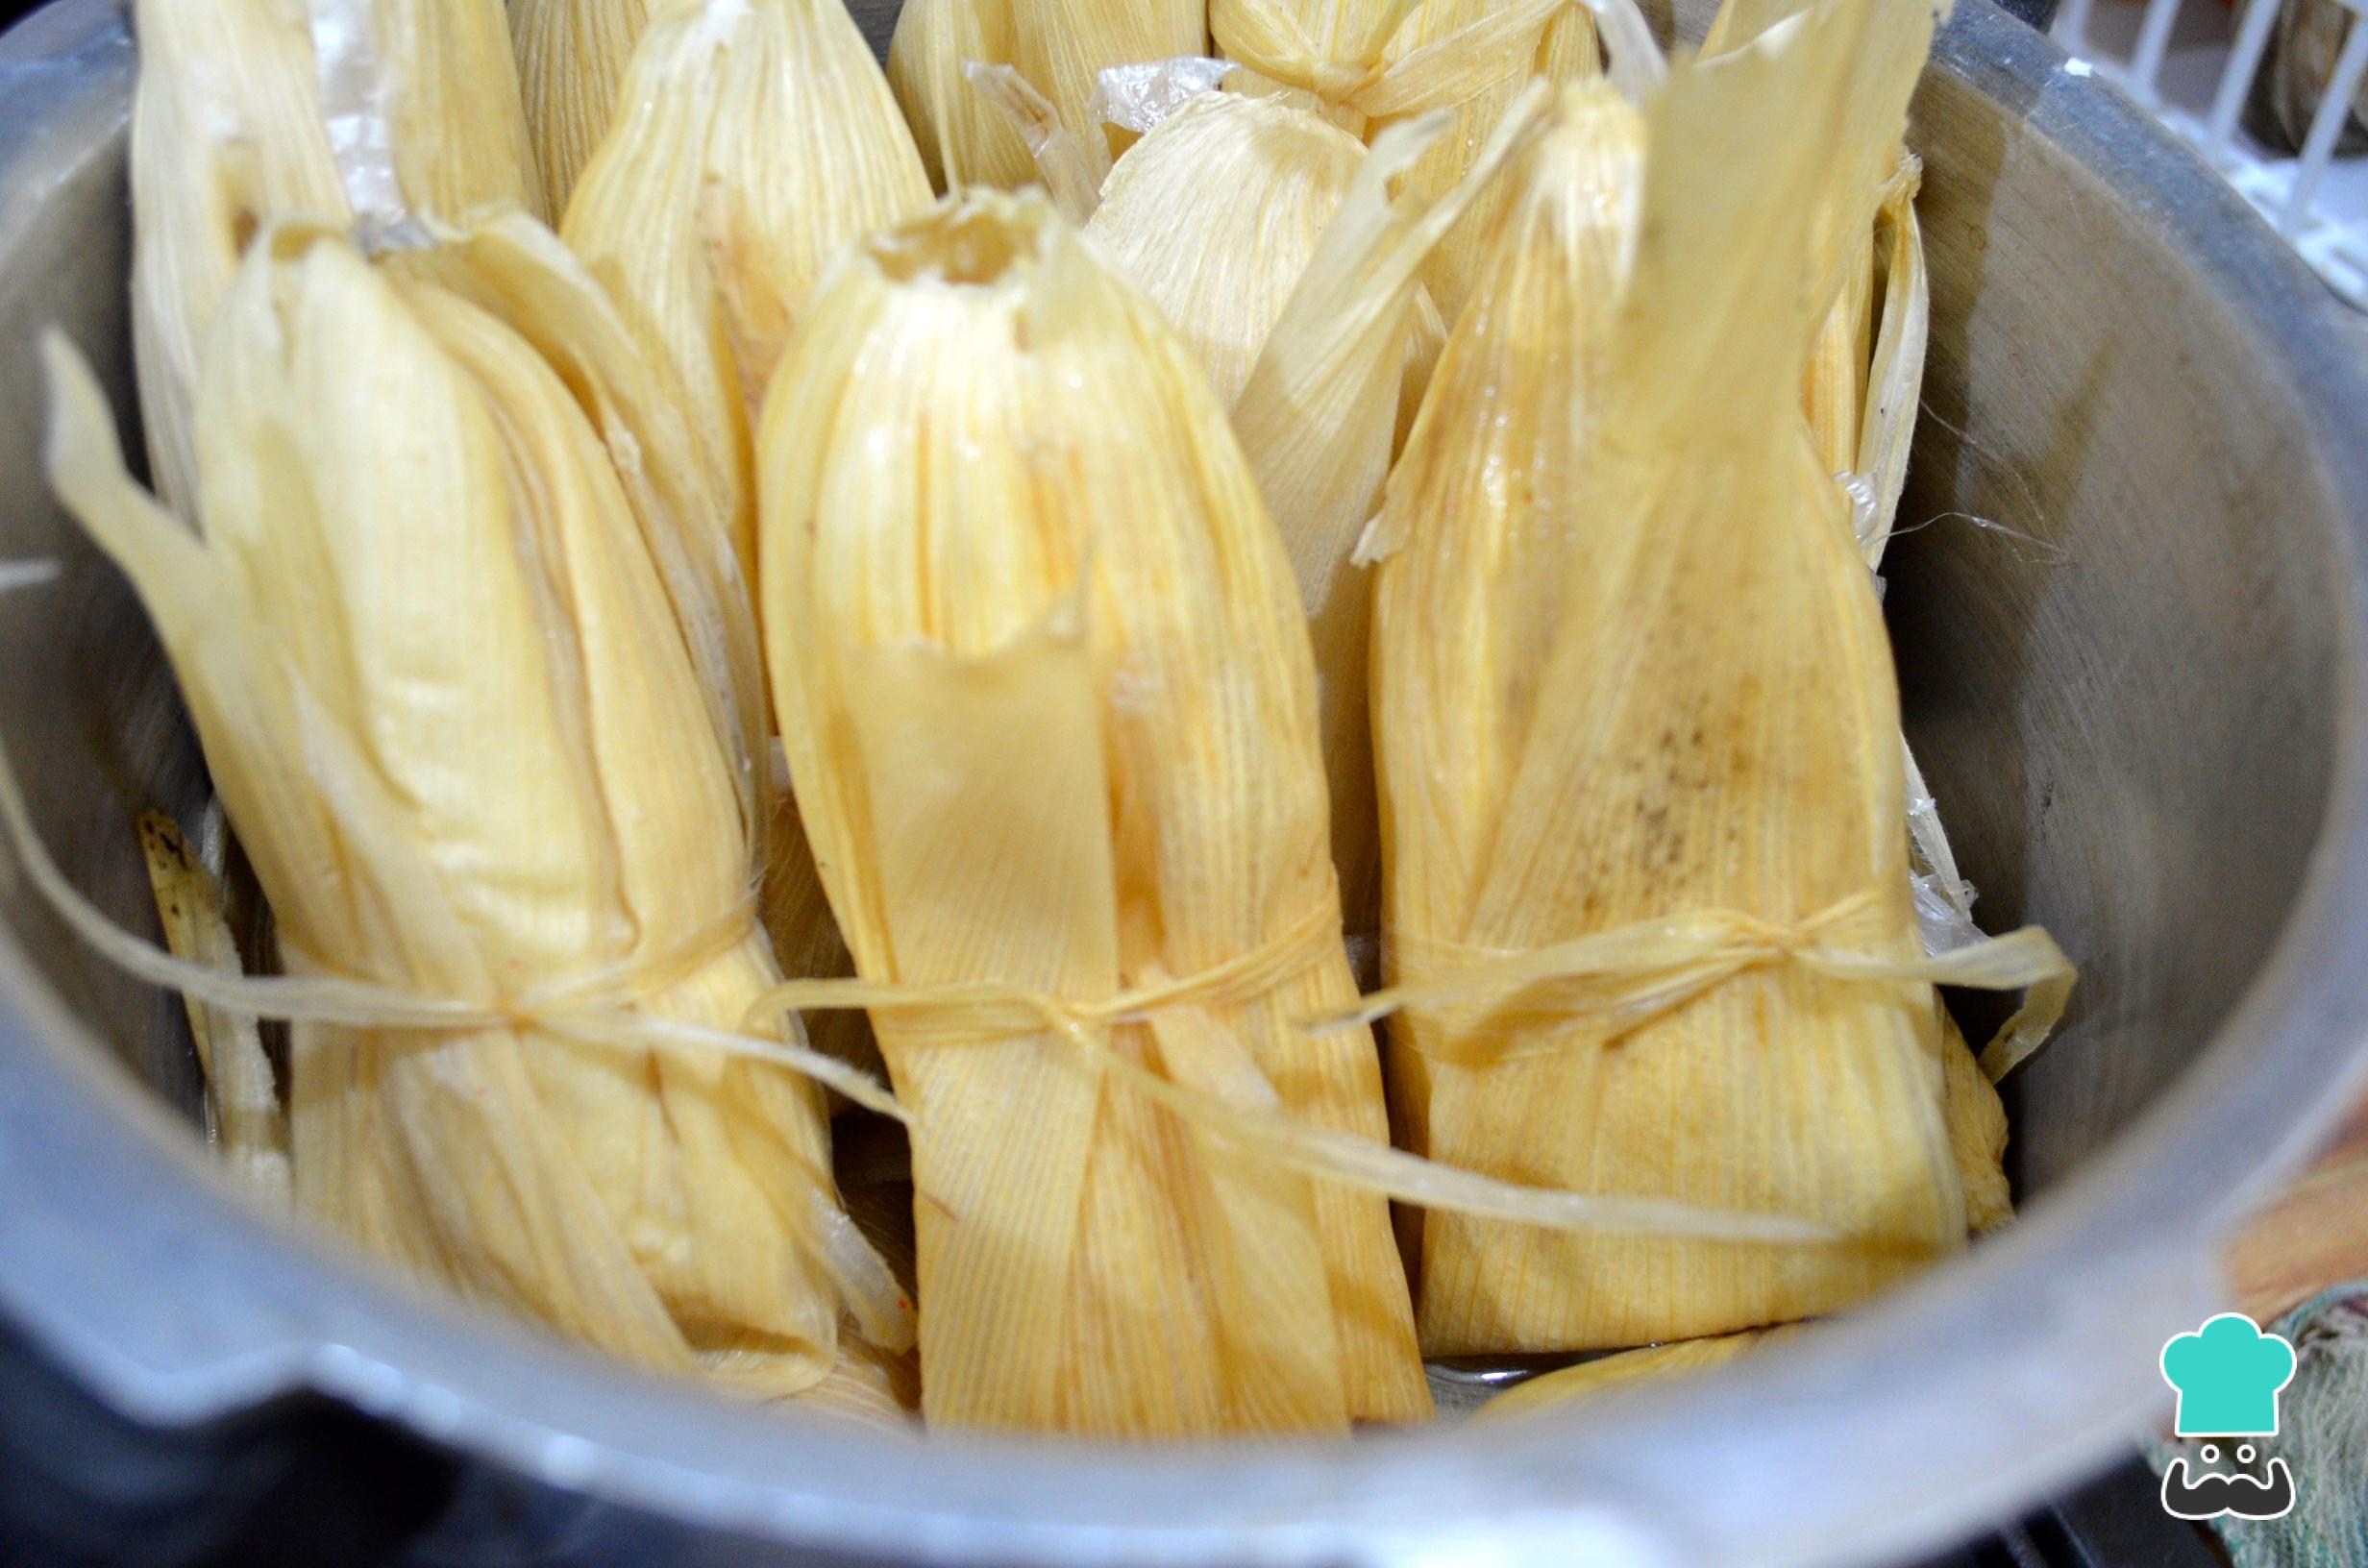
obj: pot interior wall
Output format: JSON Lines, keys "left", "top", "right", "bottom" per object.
{"left": 0, "top": 0, "right": 2344, "bottom": 1274}
{"left": 1884, "top": 44, "right": 2342, "bottom": 1195}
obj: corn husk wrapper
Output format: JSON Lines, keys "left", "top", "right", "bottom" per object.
{"left": 960, "top": 61, "right": 1107, "bottom": 227}
{"left": 888, "top": 0, "right": 1207, "bottom": 193}
{"left": 760, "top": 189, "right": 1429, "bottom": 1435}
{"left": 1221, "top": 93, "right": 1545, "bottom": 938}
{"left": 129, "top": 0, "right": 354, "bottom": 520}
{"left": 561, "top": 0, "right": 928, "bottom": 1089}
{"left": 1706, "top": 0, "right": 1912, "bottom": 502}
{"left": 1854, "top": 162, "right": 1929, "bottom": 564}
{"left": 1806, "top": 223, "right": 1878, "bottom": 480}
{"left": 1705, "top": 0, "right": 2010, "bottom": 1222}
{"left": 1210, "top": 0, "right": 1665, "bottom": 322}
{"left": 1704, "top": 0, "right": 1932, "bottom": 555}
{"left": 1944, "top": 1010, "right": 2011, "bottom": 1235}
{"left": 1209, "top": 0, "right": 1646, "bottom": 117}
{"left": 1084, "top": 93, "right": 1368, "bottom": 411}
{"left": 994, "top": 77, "right": 1544, "bottom": 940}
{"left": 42, "top": 219, "right": 909, "bottom": 1398}
{"left": 1369, "top": 0, "right": 1964, "bottom": 1354}
{"left": 138, "top": 811, "right": 291, "bottom": 1203}
{"left": 1478, "top": 1326, "right": 1799, "bottom": 1420}
{"left": 1369, "top": 0, "right": 1606, "bottom": 322}
{"left": 131, "top": 0, "right": 552, "bottom": 521}
{"left": 888, "top": 0, "right": 1033, "bottom": 191}
{"left": 1366, "top": 80, "right": 1643, "bottom": 1286}
{"left": 562, "top": 0, "right": 932, "bottom": 588}
{"left": 508, "top": 0, "right": 655, "bottom": 215}
{"left": 306, "top": 0, "right": 549, "bottom": 226}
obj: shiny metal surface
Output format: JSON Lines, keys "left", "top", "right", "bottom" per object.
{"left": 1, "top": 0, "right": 2365, "bottom": 1563}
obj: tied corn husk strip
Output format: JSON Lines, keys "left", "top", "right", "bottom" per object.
{"left": 759, "top": 188, "right": 1427, "bottom": 1435}
{"left": 130, "top": 0, "right": 354, "bottom": 520}
{"left": 1234, "top": 89, "right": 1547, "bottom": 936}
{"left": 743, "top": 928, "right": 1840, "bottom": 1234}
{"left": 1478, "top": 1326, "right": 1799, "bottom": 1419}
{"left": 562, "top": 0, "right": 932, "bottom": 591}
{"left": 39, "top": 217, "right": 910, "bottom": 1398}
{"left": 137, "top": 810, "right": 290, "bottom": 1203}
{"left": 1370, "top": 0, "right": 1997, "bottom": 1354}
{"left": 507, "top": 0, "right": 655, "bottom": 215}
{"left": 306, "top": 0, "right": 549, "bottom": 227}
{"left": 888, "top": 0, "right": 1207, "bottom": 194}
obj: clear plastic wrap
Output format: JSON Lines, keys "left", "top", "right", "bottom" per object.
{"left": 1089, "top": 54, "right": 1234, "bottom": 135}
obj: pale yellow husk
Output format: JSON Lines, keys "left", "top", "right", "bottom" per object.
{"left": 130, "top": 0, "right": 551, "bottom": 518}
{"left": 44, "top": 218, "right": 907, "bottom": 1404}
{"left": 508, "top": 0, "right": 656, "bottom": 215}
{"left": 307, "top": 0, "right": 549, "bottom": 225}
{"left": 888, "top": 0, "right": 1034, "bottom": 191}
{"left": 759, "top": 190, "right": 1428, "bottom": 1435}
{"left": 1855, "top": 161, "right": 1930, "bottom": 563}
{"left": 1365, "top": 0, "right": 1603, "bottom": 322}
{"left": 1944, "top": 1011, "right": 2012, "bottom": 1235}
{"left": 129, "top": 0, "right": 352, "bottom": 519}
{"left": 1208, "top": 0, "right": 1666, "bottom": 325}
{"left": 563, "top": 0, "right": 931, "bottom": 591}
{"left": 1479, "top": 1325, "right": 1803, "bottom": 1419}
{"left": 1371, "top": 0, "right": 1962, "bottom": 1355}
{"left": 1227, "top": 94, "right": 1543, "bottom": 939}
{"left": 560, "top": 0, "right": 928, "bottom": 1091}
{"left": 889, "top": 0, "right": 1207, "bottom": 193}
{"left": 1705, "top": 0, "right": 1910, "bottom": 489}
{"left": 1086, "top": 92, "right": 1369, "bottom": 411}
{"left": 1707, "top": 0, "right": 2009, "bottom": 1223}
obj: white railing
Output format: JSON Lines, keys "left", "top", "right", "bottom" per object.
{"left": 2054, "top": 0, "right": 2368, "bottom": 306}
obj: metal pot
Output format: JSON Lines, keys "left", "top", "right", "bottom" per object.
{"left": 1, "top": 1, "right": 2364, "bottom": 1563}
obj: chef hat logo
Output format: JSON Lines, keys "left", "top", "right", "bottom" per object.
{"left": 2160, "top": 1313, "right": 2297, "bottom": 1437}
